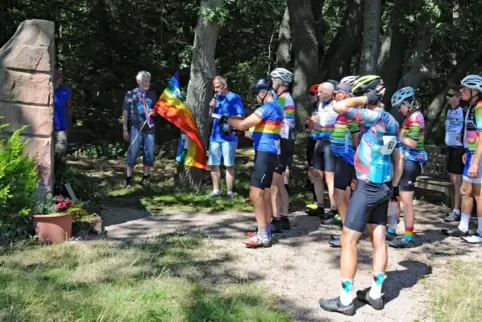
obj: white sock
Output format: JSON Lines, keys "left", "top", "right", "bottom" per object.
{"left": 340, "top": 279, "right": 353, "bottom": 305}
{"left": 227, "top": 191, "right": 233, "bottom": 195}
{"left": 213, "top": 189, "right": 220, "bottom": 195}
{"left": 453, "top": 209, "right": 460, "bottom": 215}
{"left": 458, "top": 213, "right": 471, "bottom": 232}
{"left": 369, "top": 273, "right": 385, "bottom": 299}
{"left": 478, "top": 217, "right": 482, "bottom": 236}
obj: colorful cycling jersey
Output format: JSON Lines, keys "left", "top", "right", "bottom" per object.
{"left": 309, "top": 99, "right": 338, "bottom": 140}
{"left": 401, "top": 111, "right": 428, "bottom": 163}
{"left": 251, "top": 100, "right": 283, "bottom": 154}
{"left": 445, "top": 106, "right": 464, "bottom": 147}
{"left": 463, "top": 100, "right": 482, "bottom": 153}
{"left": 330, "top": 115, "right": 360, "bottom": 165}
{"left": 344, "top": 107, "right": 400, "bottom": 184}
{"left": 276, "top": 91, "right": 295, "bottom": 140}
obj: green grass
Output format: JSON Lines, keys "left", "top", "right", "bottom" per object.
{"left": 0, "top": 233, "right": 291, "bottom": 321}
{"left": 431, "top": 260, "right": 482, "bottom": 322}
{"left": 100, "top": 135, "right": 313, "bottom": 213}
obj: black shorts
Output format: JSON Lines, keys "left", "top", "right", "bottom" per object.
{"left": 399, "top": 160, "right": 422, "bottom": 192}
{"left": 334, "top": 156, "right": 355, "bottom": 190}
{"left": 307, "top": 137, "right": 316, "bottom": 166}
{"left": 275, "top": 139, "right": 295, "bottom": 174}
{"left": 344, "top": 180, "right": 392, "bottom": 233}
{"left": 250, "top": 151, "right": 278, "bottom": 189}
{"left": 446, "top": 146, "right": 464, "bottom": 175}
{"left": 312, "top": 139, "right": 335, "bottom": 172}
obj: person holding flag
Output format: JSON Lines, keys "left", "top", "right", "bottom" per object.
{"left": 122, "top": 70, "right": 157, "bottom": 188}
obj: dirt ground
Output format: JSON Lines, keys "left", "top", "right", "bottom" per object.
{"left": 101, "top": 200, "right": 482, "bottom": 322}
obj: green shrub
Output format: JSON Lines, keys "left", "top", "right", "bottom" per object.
{"left": 58, "top": 166, "right": 102, "bottom": 209}
{"left": 0, "top": 123, "right": 39, "bottom": 239}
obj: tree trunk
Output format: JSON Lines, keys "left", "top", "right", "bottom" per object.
{"left": 177, "top": 0, "right": 223, "bottom": 187}
{"left": 311, "top": 0, "right": 324, "bottom": 69}
{"left": 359, "top": 0, "right": 381, "bottom": 74}
{"left": 288, "top": 0, "right": 319, "bottom": 128}
{"left": 276, "top": 7, "right": 291, "bottom": 67}
{"left": 425, "top": 39, "right": 482, "bottom": 136}
{"left": 379, "top": 0, "right": 409, "bottom": 112}
{"left": 321, "top": 0, "right": 363, "bottom": 80}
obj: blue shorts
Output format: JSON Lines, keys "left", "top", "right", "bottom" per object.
{"left": 208, "top": 141, "right": 237, "bottom": 167}
{"left": 463, "top": 149, "right": 482, "bottom": 184}
{"left": 126, "top": 126, "right": 155, "bottom": 167}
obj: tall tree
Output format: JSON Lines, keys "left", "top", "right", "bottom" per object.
{"left": 276, "top": 7, "right": 291, "bottom": 67}
{"left": 359, "top": 0, "right": 381, "bottom": 74}
{"left": 287, "top": 0, "right": 319, "bottom": 127}
{"left": 178, "top": 0, "right": 224, "bottom": 186}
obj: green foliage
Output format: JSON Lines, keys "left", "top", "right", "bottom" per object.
{"left": 29, "top": 191, "right": 57, "bottom": 215}
{"left": 0, "top": 125, "right": 39, "bottom": 221}
{"left": 201, "top": 6, "right": 230, "bottom": 26}
{"left": 58, "top": 167, "right": 103, "bottom": 209}
{"left": 70, "top": 142, "right": 124, "bottom": 160}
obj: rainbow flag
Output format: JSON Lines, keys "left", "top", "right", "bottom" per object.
{"left": 153, "top": 70, "right": 208, "bottom": 170}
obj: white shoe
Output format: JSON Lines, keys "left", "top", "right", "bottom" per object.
{"left": 462, "top": 233, "right": 482, "bottom": 244}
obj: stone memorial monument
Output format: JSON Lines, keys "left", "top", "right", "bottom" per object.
{"left": 0, "top": 19, "right": 55, "bottom": 190}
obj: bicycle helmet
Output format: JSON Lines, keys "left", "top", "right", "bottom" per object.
{"left": 326, "top": 79, "right": 339, "bottom": 86}
{"left": 251, "top": 78, "right": 273, "bottom": 93}
{"left": 270, "top": 68, "right": 293, "bottom": 85}
{"left": 352, "top": 75, "right": 384, "bottom": 96}
{"left": 309, "top": 83, "right": 320, "bottom": 94}
{"left": 391, "top": 87, "right": 415, "bottom": 108}
{"left": 461, "top": 75, "right": 482, "bottom": 93}
{"left": 340, "top": 75, "right": 359, "bottom": 85}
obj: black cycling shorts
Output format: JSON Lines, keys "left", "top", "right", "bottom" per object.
{"left": 446, "top": 146, "right": 464, "bottom": 175}
{"left": 344, "top": 179, "right": 392, "bottom": 233}
{"left": 307, "top": 137, "right": 316, "bottom": 167}
{"left": 399, "top": 160, "right": 422, "bottom": 192}
{"left": 275, "top": 139, "right": 295, "bottom": 174}
{"left": 251, "top": 151, "right": 278, "bottom": 189}
{"left": 312, "top": 139, "right": 335, "bottom": 172}
{"left": 334, "top": 156, "right": 355, "bottom": 190}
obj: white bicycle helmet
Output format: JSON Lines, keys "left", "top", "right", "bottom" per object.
{"left": 391, "top": 87, "right": 415, "bottom": 108}
{"left": 270, "top": 68, "right": 293, "bottom": 85}
{"left": 340, "top": 75, "right": 359, "bottom": 85}
{"left": 461, "top": 75, "right": 482, "bottom": 93}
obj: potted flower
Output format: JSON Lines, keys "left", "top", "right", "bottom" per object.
{"left": 30, "top": 192, "right": 78, "bottom": 243}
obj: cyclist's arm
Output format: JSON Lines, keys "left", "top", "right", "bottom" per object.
{"left": 470, "top": 102, "right": 482, "bottom": 164}
{"left": 348, "top": 120, "right": 360, "bottom": 148}
{"left": 228, "top": 106, "right": 264, "bottom": 131}
{"left": 392, "top": 131, "right": 403, "bottom": 186}
{"left": 333, "top": 98, "right": 381, "bottom": 126}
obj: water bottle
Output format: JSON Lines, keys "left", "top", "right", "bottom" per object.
{"left": 387, "top": 199, "right": 399, "bottom": 231}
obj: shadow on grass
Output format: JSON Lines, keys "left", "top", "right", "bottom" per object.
{"left": 0, "top": 232, "right": 293, "bottom": 321}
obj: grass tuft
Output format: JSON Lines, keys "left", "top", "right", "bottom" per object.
{"left": 0, "top": 232, "right": 291, "bottom": 321}
{"left": 431, "top": 260, "right": 482, "bottom": 322}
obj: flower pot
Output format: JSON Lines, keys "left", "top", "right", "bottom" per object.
{"left": 33, "top": 213, "right": 73, "bottom": 243}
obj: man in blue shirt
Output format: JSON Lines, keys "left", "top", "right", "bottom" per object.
{"left": 122, "top": 71, "right": 157, "bottom": 188}
{"left": 206, "top": 76, "right": 245, "bottom": 200}
{"left": 54, "top": 70, "right": 72, "bottom": 177}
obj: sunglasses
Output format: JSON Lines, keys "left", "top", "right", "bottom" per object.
{"left": 309, "top": 92, "right": 317, "bottom": 96}
{"left": 446, "top": 93, "right": 455, "bottom": 98}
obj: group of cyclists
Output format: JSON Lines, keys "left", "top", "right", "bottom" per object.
{"left": 218, "top": 68, "right": 482, "bottom": 315}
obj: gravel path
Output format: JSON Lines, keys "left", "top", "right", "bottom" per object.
{"left": 102, "top": 201, "right": 482, "bottom": 322}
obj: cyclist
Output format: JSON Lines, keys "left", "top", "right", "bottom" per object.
{"left": 269, "top": 68, "right": 295, "bottom": 232}
{"left": 223, "top": 78, "right": 283, "bottom": 248}
{"left": 442, "top": 75, "right": 482, "bottom": 244}
{"left": 319, "top": 75, "right": 403, "bottom": 315}
{"left": 388, "top": 87, "right": 428, "bottom": 249}
{"left": 307, "top": 82, "right": 339, "bottom": 219}
{"left": 443, "top": 84, "right": 465, "bottom": 222}
{"left": 325, "top": 78, "right": 360, "bottom": 248}
{"left": 305, "top": 84, "right": 321, "bottom": 211}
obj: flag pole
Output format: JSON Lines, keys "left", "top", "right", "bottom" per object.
{"left": 124, "top": 121, "right": 147, "bottom": 157}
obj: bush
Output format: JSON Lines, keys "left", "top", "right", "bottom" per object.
{"left": 0, "top": 123, "right": 39, "bottom": 242}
